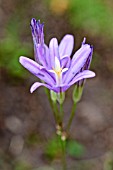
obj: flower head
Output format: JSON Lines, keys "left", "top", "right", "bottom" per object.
{"left": 19, "top": 18, "right": 95, "bottom": 93}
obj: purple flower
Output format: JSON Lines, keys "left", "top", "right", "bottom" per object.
{"left": 19, "top": 18, "right": 95, "bottom": 93}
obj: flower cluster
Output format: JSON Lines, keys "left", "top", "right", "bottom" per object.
{"left": 19, "top": 18, "right": 95, "bottom": 93}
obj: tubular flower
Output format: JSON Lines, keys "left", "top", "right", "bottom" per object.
{"left": 19, "top": 18, "right": 95, "bottom": 93}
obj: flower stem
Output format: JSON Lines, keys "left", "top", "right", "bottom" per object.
{"left": 60, "top": 102, "right": 64, "bottom": 121}
{"left": 44, "top": 87, "right": 57, "bottom": 123}
{"left": 66, "top": 102, "right": 76, "bottom": 132}
{"left": 53, "top": 101, "right": 61, "bottom": 125}
{"left": 61, "top": 138, "right": 67, "bottom": 170}
{"left": 57, "top": 134, "right": 67, "bottom": 170}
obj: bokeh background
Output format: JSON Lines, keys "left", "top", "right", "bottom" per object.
{"left": 0, "top": 0, "right": 113, "bottom": 169}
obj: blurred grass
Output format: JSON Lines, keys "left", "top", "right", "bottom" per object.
{"left": 26, "top": 132, "right": 41, "bottom": 147}
{"left": 68, "top": 0, "right": 113, "bottom": 38}
{"left": 66, "top": 140, "right": 85, "bottom": 158}
{"left": 0, "top": 17, "right": 31, "bottom": 78}
{"left": 0, "top": 1, "right": 32, "bottom": 78}
{"left": 14, "top": 161, "right": 32, "bottom": 170}
{"left": 0, "top": 37, "right": 30, "bottom": 78}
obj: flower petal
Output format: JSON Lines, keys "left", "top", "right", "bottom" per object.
{"left": 84, "top": 46, "right": 93, "bottom": 70}
{"left": 34, "top": 44, "right": 46, "bottom": 67}
{"left": 34, "top": 43, "right": 50, "bottom": 69}
{"left": 30, "top": 82, "right": 62, "bottom": 93}
{"left": 69, "top": 70, "right": 95, "bottom": 86}
{"left": 59, "top": 34, "right": 74, "bottom": 57}
{"left": 49, "top": 38, "right": 60, "bottom": 68}
{"left": 63, "top": 44, "right": 92, "bottom": 83}
{"left": 30, "top": 82, "right": 53, "bottom": 93}
{"left": 71, "top": 44, "right": 91, "bottom": 68}
{"left": 19, "top": 56, "right": 43, "bottom": 74}
{"left": 19, "top": 56, "right": 55, "bottom": 85}
{"left": 30, "top": 18, "right": 44, "bottom": 45}
{"left": 44, "top": 44, "right": 51, "bottom": 69}
{"left": 61, "top": 55, "right": 71, "bottom": 68}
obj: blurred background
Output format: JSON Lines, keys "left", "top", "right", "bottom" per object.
{"left": 0, "top": 0, "right": 113, "bottom": 169}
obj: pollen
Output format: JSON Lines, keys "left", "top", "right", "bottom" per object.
{"left": 53, "top": 67, "right": 62, "bottom": 77}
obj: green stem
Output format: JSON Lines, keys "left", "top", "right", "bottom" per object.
{"left": 57, "top": 92, "right": 65, "bottom": 125}
{"left": 44, "top": 88, "right": 57, "bottom": 123}
{"left": 44, "top": 87, "right": 62, "bottom": 126}
{"left": 53, "top": 101, "right": 61, "bottom": 125}
{"left": 66, "top": 102, "right": 76, "bottom": 132}
{"left": 60, "top": 137, "right": 67, "bottom": 170}
{"left": 57, "top": 134, "right": 67, "bottom": 170}
{"left": 60, "top": 102, "right": 64, "bottom": 122}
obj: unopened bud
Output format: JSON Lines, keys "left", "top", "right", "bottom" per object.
{"left": 57, "top": 92, "right": 65, "bottom": 104}
{"left": 73, "top": 84, "right": 83, "bottom": 103}
{"left": 50, "top": 90, "right": 57, "bottom": 102}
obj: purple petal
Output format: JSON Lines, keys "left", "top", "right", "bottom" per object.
{"left": 61, "top": 55, "right": 71, "bottom": 68}
{"left": 71, "top": 44, "right": 91, "bottom": 68}
{"left": 63, "top": 44, "right": 92, "bottom": 83}
{"left": 34, "top": 44, "right": 48, "bottom": 68}
{"left": 49, "top": 38, "right": 60, "bottom": 68}
{"left": 30, "top": 82, "right": 63, "bottom": 93}
{"left": 30, "top": 18, "right": 44, "bottom": 45}
{"left": 19, "top": 56, "right": 43, "bottom": 74}
{"left": 30, "top": 18, "right": 37, "bottom": 35}
{"left": 44, "top": 44, "right": 51, "bottom": 69}
{"left": 60, "top": 85, "right": 70, "bottom": 92}
{"left": 69, "top": 70, "right": 95, "bottom": 86}
{"left": 19, "top": 56, "right": 55, "bottom": 85}
{"left": 59, "top": 34, "right": 74, "bottom": 57}
{"left": 38, "top": 70, "right": 56, "bottom": 85}
{"left": 30, "top": 82, "right": 53, "bottom": 93}
{"left": 84, "top": 46, "right": 93, "bottom": 70}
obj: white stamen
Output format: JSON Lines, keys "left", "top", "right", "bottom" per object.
{"left": 62, "top": 68, "right": 68, "bottom": 73}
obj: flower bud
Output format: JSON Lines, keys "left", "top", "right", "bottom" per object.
{"left": 57, "top": 92, "right": 65, "bottom": 104}
{"left": 72, "top": 84, "right": 83, "bottom": 103}
{"left": 50, "top": 90, "right": 57, "bottom": 102}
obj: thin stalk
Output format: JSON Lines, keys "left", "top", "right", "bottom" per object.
{"left": 60, "top": 137, "right": 67, "bottom": 170}
{"left": 53, "top": 101, "right": 61, "bottom": 125}
{"left": 57, "top": 92, "right": 65, "bottom": 123}
{"left": 44, "top": 87, "right": 62, "bottom": 126}
{"left": 56, "top": 134, "right": 67, "bottom": 170}
{"left": 66, "top": 102, "right": 76, "bottom": 132}
{"left": 60, "top": 102, "right": 64, "bottom": 122}
{"left": 44, "top": 87, "right": 57, "bottom": 123}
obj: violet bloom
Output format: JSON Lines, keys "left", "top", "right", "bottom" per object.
{"left": 19, "top": 18, "right": 95, "bottom": 93}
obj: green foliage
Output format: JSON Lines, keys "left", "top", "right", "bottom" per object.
{"left": 0, "top": 14, "right": 32, "bottom": 78}
{"left": 45, "top": 137, "right": 85, "bottom": 160}
{"left": 33, "top": 166, "right": 54, "bottom": 170}
{"left": 66, "top": 140, "right": 85, "bottom": 158}
{"left": 14, "top": 161, "right": 32, "bottom": 170}
{"left": 104, "top": 152, "right": 113, "bottom": 170}
{"left": 107, "top": 161, "right": 113, "bottom": 170}
{"left": 69, "top": 0, "right": 113, "bottom": 39}
{"left": 26, "top": 133, "right": 40, "bottom": 147}
{"left": 45, "top": 137, "right": 62, "bottom": 160}
{"left": 0, "top": 36, "right": 31, "bottom": 78}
